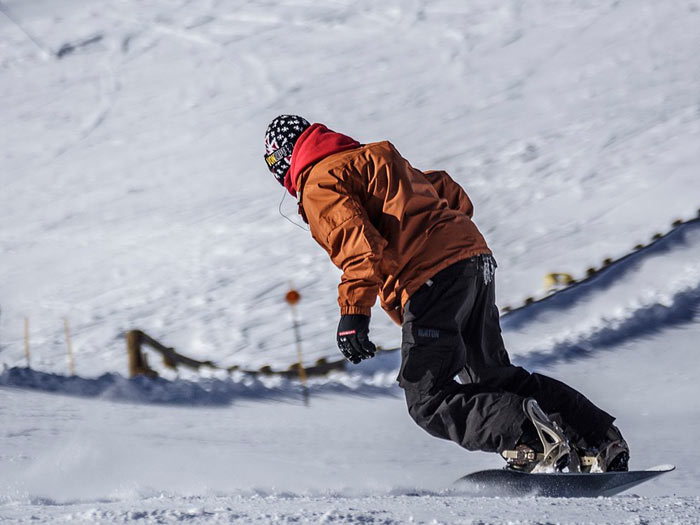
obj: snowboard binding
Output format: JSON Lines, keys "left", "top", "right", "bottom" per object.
{"left": 582, "top": 424, "right": 630, "bottom": 473}
{"left": 502, "top": 398, "right": 581, "bottom": 473}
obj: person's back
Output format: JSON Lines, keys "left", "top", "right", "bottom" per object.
{"left": 295, "top": 135, "right": 490, "bottom": 323}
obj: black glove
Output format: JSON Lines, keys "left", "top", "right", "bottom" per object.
{"left": 337, "top": 314, "right": 376, "bottom": 364}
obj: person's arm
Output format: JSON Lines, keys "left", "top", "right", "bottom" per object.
{"left": 302, "top": 176, "right": 386, "bottom": 316}
{"left": 424, "top": 170, "right": 475, "bottom": 218}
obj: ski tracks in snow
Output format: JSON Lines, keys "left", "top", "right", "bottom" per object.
{"left": 2, "top": 0, "right": 700, "bottom": 390}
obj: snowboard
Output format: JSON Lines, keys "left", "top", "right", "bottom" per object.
{"left": 456, "top": 464, "right": 674, "bottom": 497}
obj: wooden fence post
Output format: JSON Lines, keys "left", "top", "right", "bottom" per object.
{"left": 126, "top": 330, "right": 158, "bottom": 378}
{"left": 126, "top": 330, "right": 140, "bottom": 377}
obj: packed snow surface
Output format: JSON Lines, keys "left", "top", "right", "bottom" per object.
{"left": 1, "top": 0, "right": 700, "bottom": 522}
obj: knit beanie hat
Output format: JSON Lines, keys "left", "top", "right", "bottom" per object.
{"left": 264, "top": 115, "right": 311, "bottom": 185}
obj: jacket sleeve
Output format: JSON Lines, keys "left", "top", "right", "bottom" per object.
{"left": 302, "top": 177, "right": 386, "bottom": 317}
{"left": 424, "top": 170, "right": 475, "bottom": 218}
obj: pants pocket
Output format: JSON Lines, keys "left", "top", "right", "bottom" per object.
{"left": 398, "top": 326, "right": 459, "bottom": 395}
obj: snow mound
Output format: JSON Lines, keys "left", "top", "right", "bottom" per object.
{"left": 0, "top": 363, "right": 401, "bottom": 405}
{"left": 518, "top": 280, "right": 700, "bottom": 369}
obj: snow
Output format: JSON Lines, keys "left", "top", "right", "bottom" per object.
{"left": 2, "top": 331, "right": 700, "bottom": 522}
{"left": 1, "top": 0, "right": 700, "bottom": 522}
{"left": 502, "top": 218, "right": 700, "bottom": 365}
{"left": 3, "top": 493, "right": 700, "bottom": 524}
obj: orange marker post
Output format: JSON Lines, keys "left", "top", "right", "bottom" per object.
{"left": 285, "top": 287, "right": 309, "bottom": 406}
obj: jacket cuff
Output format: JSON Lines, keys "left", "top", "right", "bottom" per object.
{"left": 341, "top": 305, "right": 372, "bottom": 316}
{"left": 386, "top": 307, "right": 402, "bottom": 326}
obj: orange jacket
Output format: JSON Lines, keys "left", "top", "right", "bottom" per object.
{"left": 294, "top": 134, "right": 491, "bottom": 325}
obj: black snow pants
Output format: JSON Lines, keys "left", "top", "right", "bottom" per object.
{"left": 398, "top": 256, "right": 615, "bottom": 453}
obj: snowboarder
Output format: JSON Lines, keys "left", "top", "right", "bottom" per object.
{"left": 263, "top": 115, "right": 629, "bottom": 473}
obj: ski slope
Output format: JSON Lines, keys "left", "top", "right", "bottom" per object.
{"left": 1, "top": 0, "right": 699, "bottom": 373}
{"left": 1, "top": 0, "right": 700, "bottom": 522}
{"left": 1, "top": 321, "right": 699, "bottom": 523}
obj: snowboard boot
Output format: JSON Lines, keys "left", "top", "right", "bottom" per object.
{"left": 586, "top": 425, "right": 629, "bottom": 473}
{"left": 501, "top": 398, "right": 580, "bottom": 473}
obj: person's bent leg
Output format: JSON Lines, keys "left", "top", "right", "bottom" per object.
{"left": 458, "top": 257, "right": 616, "bottom": 448}
{"left": 403, "top": 381, "right": 529, "bottom": 452}
{"left": 487, "top": 366, "right": 615, "bottom": 447}
{"left": 398, "top": 258, "right": 532, "bottom": 453}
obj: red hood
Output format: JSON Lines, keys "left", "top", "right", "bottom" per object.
{"left": 284, "top": 123, "right": 360, "bottom": 197}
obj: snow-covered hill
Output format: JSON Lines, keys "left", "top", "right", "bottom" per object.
{"left": 2, "top": 0, "right": 699, "bottom": 373}
{"left": 1, "top": 0, "right": 700, "bottom": 522}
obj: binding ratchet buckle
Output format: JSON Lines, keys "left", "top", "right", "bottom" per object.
{"left": 503, "top": 444, "right": 541, "bottom": 468}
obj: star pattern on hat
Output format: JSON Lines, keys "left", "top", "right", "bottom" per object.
{"left": 264, "top": 115, "right": 311, "bottom": 185}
